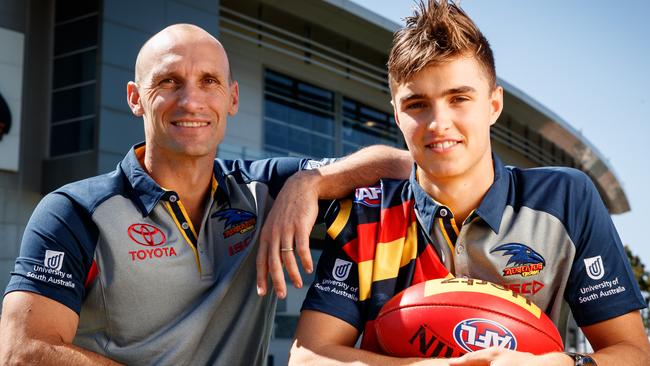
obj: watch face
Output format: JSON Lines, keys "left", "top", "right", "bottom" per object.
{"left": 575, "top": 354, "right": 598, "bottom": 366}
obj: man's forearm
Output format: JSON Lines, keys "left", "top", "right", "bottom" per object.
{"left": 1, "top": 338, "right": 121, "bottom": 366}
{"left": 313, "top": 145, "right": 412, "bottom": 198}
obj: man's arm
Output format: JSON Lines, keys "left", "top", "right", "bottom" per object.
{"left": 256, "top": 145, "right": 412, "bottom": 298}
{"left": 290, "top": 310, "right": 451, "bottom": 366}
{"left": 449, "top": 311, "right": 650, "bottom": 366}
{"left": 0, "top": 292, "right": 121, "bottom": 365}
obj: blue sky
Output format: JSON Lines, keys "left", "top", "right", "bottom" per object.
{"left": 350, "top": 0, "right": 650, "bottom": 266}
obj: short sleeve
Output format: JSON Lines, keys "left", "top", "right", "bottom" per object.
{"left": 4, "top": 192, "right": 98, "bottom": 314}
{"left": 301, "top": 200, "right": 366, "bottom": 331}
{"left": 564, "top": 175, "right": 646, "bottom": 326}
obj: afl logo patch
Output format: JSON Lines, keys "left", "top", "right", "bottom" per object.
{"left": 354, "top": 186, "right": 381, "bottom": 207}
{"left": 332, "top": 258, "right": 352, "bottom": 281}
{"left": 128, "top": 223, "right": 166, "bottom": 246}
{"left": 453, "top": 318, "right": 517, "bottom": 352}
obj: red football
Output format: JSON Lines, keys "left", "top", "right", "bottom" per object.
{"left": 374, "top": 277, "right": 563, "bottom": 358}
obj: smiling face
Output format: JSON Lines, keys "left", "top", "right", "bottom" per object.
{"left": 127, "top": 25, "right": 239, "bottom": 159}
{"left": 392, "top": 55, "right": 503, "bottom": 185}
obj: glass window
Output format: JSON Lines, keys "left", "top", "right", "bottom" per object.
{"left": 51, "top": 84, "right": 96, "bottom": 123}
{"left": 50, "top": 0, "right": 99, "bottom": 157}
{"left": 50, "top": 118, "right": 95, "bottom": 156}
{"left": 264, "top": 70, "right": 335, "bottom": 158}
{"left": 53, "top": 50, "right": 97, "bottom": 89}
{"left": 342, "top": 97, "right": 400, "bottom": 152}
{"left": 54, "top": 15, "right": 99, "bottom": 56}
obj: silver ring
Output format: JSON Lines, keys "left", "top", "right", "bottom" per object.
{"left": 280, "top": 247, "right": 294, "bottom": 252}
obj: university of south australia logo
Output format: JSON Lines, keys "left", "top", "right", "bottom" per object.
{"left": 44, "top": 250, "right": 65, "bottom": 271}
{"left": 332, "top": 258, "right": 352, "bottom": 281}
{"left": 491, "top": 243, "right": 546, "bottom": 277}
{"left": 584, "top": 256, "right": 605, "bottom": 280}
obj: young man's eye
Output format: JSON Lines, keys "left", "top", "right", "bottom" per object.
{"left": 451, "top": 96, "right": 470, "bottom": 104}
{"left": 405, "top": 102, "right": 427, "bottom": 110}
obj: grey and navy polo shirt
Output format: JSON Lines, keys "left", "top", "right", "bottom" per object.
{"left": 303, "top": 154, "right": 646, "bottom": 345}
{"left": 5, "top": 143, "right": 320, "bottom": 366}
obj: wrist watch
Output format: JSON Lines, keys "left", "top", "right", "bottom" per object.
{"left": 565, "top": 352, "right": 598, "bottom": 366}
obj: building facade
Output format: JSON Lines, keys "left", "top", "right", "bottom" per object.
{"left": 0, "top": 0, "right": 628, "bottom": 364}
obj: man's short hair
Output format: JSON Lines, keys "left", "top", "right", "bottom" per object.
{"left": 388, "top": 0, "right": 496, "bottom": 90}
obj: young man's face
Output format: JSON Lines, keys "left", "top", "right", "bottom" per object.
{"left": 392, "top": 56, "right": 503, "bottom": 183}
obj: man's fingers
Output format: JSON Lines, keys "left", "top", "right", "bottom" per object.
{"left": 282, "top": 245, "right": 302, "bottom": 289}
{"left": 295, "top": 228, "right": 313, "bottom": 274}
{"left": 255, "top": 234, "right": 269, "bottom": 296}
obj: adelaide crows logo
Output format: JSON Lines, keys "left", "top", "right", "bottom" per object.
{"left": 490, "top": 243, "right": 546, "bottom": 277}
{"left": 211, "top": 209, "right": 257, "bottom": 238}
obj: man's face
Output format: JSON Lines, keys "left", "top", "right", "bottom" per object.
{"left": 392, "top": 56, "right": 503, "bottom": 182}
{"left": 127, "top": 33, "right": 238, "bottom": 159}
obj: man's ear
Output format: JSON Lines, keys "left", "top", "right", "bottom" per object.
{"left": 489, "top": 86, "right": 504, "bottom": 126}
{"left": 127, "top": 81, "right": 144, "bottom": 117}
{"left": 228, "top": 81, "right": 239, "bottom": 116}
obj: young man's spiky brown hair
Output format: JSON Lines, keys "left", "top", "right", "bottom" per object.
{"left": 388, "top": 0, "right": 496, "bottom": 90}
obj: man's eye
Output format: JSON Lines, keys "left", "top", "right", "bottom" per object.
{"left": 159, "top": 79, "right": 177, "bottom": 86}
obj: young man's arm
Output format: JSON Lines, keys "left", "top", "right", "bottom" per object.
{"left": 450, "top": 311, "right": 650, "bottom": 366}
{"left": 256, "top": 145, "right": 412, "bottom": 298}
{"left": 0, "top": 292, "right": 122, "bottom": 365}
{"left": 290, "top": 310, "right": 452, "bottom": 366}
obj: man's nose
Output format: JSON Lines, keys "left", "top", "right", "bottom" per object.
{"left": 177, "top": 84, "right": 206, "bottom": 111}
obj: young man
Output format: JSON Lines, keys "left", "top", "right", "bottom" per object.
{"left": 289, "top": 1, "right": 650, "bottom": 365}
{"left": 0, "top": 24, "right": 411, "bottom": 365}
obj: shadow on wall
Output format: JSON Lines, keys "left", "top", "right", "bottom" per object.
{"left": 0, "top": 92, "right": 11, "bottom": 141}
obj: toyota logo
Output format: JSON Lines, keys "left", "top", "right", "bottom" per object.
{"left": 128, "top": 223, "right": 166, "bottom": 246}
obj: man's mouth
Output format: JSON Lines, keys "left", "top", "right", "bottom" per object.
{"left": 172, "top": 121, "right": 210, "bottom": 128}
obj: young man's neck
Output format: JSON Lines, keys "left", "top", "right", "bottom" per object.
{"left": 139, "top": 146, "right": 215, "bottom": 228}
{"left": 417, "top": 158, "right": 495, "bottom": 226}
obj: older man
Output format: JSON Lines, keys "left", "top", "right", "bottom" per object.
{"left": 0, "top": 24, "right": 410, "bottom": 365}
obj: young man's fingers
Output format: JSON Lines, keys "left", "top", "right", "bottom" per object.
{"left": 268, "top": 231, "right": 289, "bottom": 299}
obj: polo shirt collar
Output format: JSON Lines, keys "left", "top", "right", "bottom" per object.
{"left": 120, "top": 142, "right": 229, "bottom": 216}
{"left": 474, "top": 154, "right": 509, "bottom": 234}
{"left": 409, "top": 153, "right": 508, "bottom": 234}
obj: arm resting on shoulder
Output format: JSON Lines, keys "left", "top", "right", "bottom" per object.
{"left": 0, "top": 291, "right": 122, "bottom": 366}
{"left": 290, "top": 310, "right": 449, "bottom": 366}
{"left": 257, "top": 145, "right": 412, "bottom": 298}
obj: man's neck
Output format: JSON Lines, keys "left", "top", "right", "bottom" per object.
{"left": 139, "top": 147, "right": 215, "bottom": 229}
{"left": 417, "top": 158, "right": 494, "bottom": 226}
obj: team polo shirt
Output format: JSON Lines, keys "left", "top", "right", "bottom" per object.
{"left": 302, "top": 154, "right": 646, "bottom": 352}
{"left": 5, "top": 143, "right": 322, "bottom": 366}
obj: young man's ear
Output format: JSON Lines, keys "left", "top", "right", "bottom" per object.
{"left": 489, "top": 86, "right": 504, "bottom": 126}
{"left": 391, "top": 98, "right": 401, "bottom": 127}
{"left": 127, "top": 81, "right": 144, "bottom": 117}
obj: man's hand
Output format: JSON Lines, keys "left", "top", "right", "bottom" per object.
{"left": 256, "top": 145, "right": 412, "bottom": 298}
{"left": 256, "top": 170, "right": 320, "bottom": 298}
